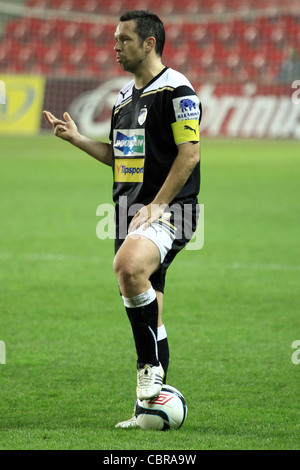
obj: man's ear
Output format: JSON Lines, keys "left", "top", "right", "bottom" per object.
{"left": 145, "top": 36, "right": 156, "bottom": 53}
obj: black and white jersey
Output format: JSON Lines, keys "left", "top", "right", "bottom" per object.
{"left": 109, "top": 67, "right": 202, "bottom": 212}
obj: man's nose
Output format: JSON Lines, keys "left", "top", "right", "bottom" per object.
{"left": 114, "top": 41, "right": 121, "bottom": 51}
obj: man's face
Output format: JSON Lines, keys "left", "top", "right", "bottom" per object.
{"left": 114, "top": 20, "right": 146, "bottom": 73}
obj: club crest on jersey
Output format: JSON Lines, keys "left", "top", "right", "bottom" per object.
{"left": 138, "top": 107, "right": 148, "bottom": 126}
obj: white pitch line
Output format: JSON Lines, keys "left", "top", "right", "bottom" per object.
{"left": 227, "top": 262, "right": 300, "bottom": 272}
{"left": 1, "top": 252, "right": 300, "bottom": 272}
{"left": 0, "top": 252, "right": 99, "bottom": 263}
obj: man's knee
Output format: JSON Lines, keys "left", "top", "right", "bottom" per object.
{"left": 113, "top": 250, "right": 145, "bottom": 288}
{"left": 113, "top": 253, "right": 137, "bottom": 280}
{"left": 113, "top": 236, "right": 161, "bottom": 296}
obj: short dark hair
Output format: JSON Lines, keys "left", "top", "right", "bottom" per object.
{"left": 119, "top": 10, "right": 165, "bottom": 57}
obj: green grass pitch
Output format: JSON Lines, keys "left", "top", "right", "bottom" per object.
{"left": 0, "top": 135, "right": 299, "bottom": 450}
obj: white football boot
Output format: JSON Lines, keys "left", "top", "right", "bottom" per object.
{"left": 115, "top": 413, "right": 139, "bottom": 429}
{"left": 136, "top": 363, "right": 164, "bottom": 401}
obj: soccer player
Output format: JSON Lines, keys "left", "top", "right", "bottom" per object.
{"left": 43, "top": 10, "right": 201, "bottom": 429}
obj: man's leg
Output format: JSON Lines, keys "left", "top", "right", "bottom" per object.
{"left": 113, "top": 235, "right": 164, "bottom": 400}
{"left": 115, "top": 290, "right": 169, "bottom": 429}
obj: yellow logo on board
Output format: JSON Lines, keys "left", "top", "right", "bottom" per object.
{"left": 0, "top": 74, "right": 45, "bottom": 135}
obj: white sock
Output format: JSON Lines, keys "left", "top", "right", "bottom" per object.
{"left": 157, "top": 324, "right": 167, "bottom": 341}
{"left": 122, "top": 286, "right": 156, "bottom": 308}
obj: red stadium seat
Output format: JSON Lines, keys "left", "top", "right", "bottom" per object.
{"left": 0, "top": 1, "right": 297, "bottom": 81}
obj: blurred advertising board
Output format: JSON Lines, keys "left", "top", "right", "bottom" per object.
{"left": 0, "top": 74, "right": 45, "bottom": 135}
{"left": 2, "top": 75, "right": 296, "bottom": 138}
{"left": 42, "top": 78, "right": 299, "bottom": 139}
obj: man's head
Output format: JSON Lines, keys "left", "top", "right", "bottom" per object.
{"left": 119, "top": 10, "right": 165, "bottom": 58}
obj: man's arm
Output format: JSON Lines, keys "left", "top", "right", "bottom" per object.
{"left": 129, "top": 141, "right": 200, "bottom": 232}
{"left": 152, "top": 141, "right": 200, "bottom": 206}
{"left": 43, "top": 111, "right": 112, "bottom": 167}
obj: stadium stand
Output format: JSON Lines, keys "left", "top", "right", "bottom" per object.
{"left": 0, "top": 0, "right": 299, "bottom": 83}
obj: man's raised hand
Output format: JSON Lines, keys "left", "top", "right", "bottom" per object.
{"left": 43, "top": 111, "right": 78, "bottom": 142}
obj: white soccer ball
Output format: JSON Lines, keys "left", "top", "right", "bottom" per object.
{"left": 135, "top": 385, "right": 187, "bottom": 431}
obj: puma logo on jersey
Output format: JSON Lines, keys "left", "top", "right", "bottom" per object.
{"left": 184, "top": 125, "right": 197, "bottom": 134}
{"left": 120, "top": 88, "right": 130, "bottom": 100}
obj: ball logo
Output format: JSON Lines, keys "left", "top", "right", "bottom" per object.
{"left": 148, "top": 393, "right": 173, "bottom": 405}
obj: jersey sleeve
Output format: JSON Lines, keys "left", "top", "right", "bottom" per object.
{"left": 169, "top": 85, "right": 202, "bottom": 145}
{"left": 109, "top": 106, "right": 115, "bottom": 142}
